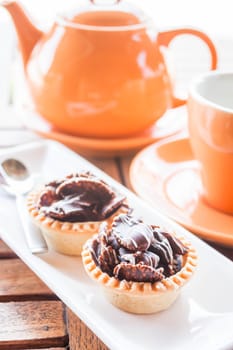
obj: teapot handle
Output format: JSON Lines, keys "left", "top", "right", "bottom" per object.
{"left": 158, "top": 28, "right": 218, "bottom": 107}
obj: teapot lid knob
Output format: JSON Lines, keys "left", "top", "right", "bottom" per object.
{"left": 58, "top": 0, "right": 150, "bottom": 29}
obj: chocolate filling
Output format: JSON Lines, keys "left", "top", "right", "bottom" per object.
{"left": 37, "top": 172, "right": 126, "bottom": 222}
{"left": 88, "top": 214, "right": 188, "bottom": 283}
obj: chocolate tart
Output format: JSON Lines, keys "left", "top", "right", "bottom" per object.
{"left": 82, "top": 213, "right": 197, "bottom": 314}
{"left": 27, "top": 172, "right": 129, "bottom": 256}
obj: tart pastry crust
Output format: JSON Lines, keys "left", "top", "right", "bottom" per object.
{"left": 82, "top": 233, "right": 197, "bottom": 314}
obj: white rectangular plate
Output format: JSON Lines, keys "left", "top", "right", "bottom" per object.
{"left": 0, "top": 140, "right": 233, "bottom": 350}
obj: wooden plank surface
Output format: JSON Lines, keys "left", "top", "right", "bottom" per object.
{"left": 0, "top": 301, "right": 68, "bottom": 349}
{"left": 208, "top": 242, "right": 233, "bottom": 260}
{"left": 0, "top": 259, "right": 54, "bottom": 301}
{"left": 0, "top": 239, "right": 17, "bottom": 259}
{"left": 67, "top": 309, "right": 109, "bottom": 350}
{"left": 91, "top": 158, "right": 122, "bottom": 182}
{"left": 23, "top": 348, "right": 66, "bottom": 350}
{"left": 119, "top": 156, "right": 134, "bottom": 190}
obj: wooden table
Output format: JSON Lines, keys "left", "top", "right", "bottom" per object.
{"left": 0, "top": 149, "right": 233, "bottom": 350}
{"left": 0, "top": 35, "right": 233, "bottom": 350}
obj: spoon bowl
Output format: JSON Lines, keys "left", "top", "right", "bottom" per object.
{"left": 1, "top": 158, "right": 34, "bottom": 195}
{"left": 1, "top": 158, "right": 29, "bottom": 180}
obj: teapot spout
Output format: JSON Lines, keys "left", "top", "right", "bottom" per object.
{"left": 2, "top": 1, "right": 43, "bottom": 67}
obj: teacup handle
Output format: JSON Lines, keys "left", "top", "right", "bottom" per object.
{"left": 158, "top": 28, "right": 218, "bottom": 107}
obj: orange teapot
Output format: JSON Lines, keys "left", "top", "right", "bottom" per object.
{"left": 2, "top": 0, "right": 217, "bottom": 138}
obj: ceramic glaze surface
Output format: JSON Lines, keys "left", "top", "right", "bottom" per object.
{"left": 27, "top": 12, "right": 171, "bottom": 137}
{"left": 188, "top": 72, "right": 233, "bottom": 214}
{"left": 130, "top": 136, "right": 233, "bottom": 247}
{"left": 3, "top": 1, "right": 218, "bottom": 138}
{"left": 197, "top": 73, "right": 233, "bottom": 109}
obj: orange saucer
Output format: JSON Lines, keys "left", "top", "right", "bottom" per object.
{"left": 130, "top": 135, "right": 233, "bottom": 247}
{"left": 19, "top": 106, "right": 187, "bottom": 157}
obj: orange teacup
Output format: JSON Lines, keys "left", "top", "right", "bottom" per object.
{"left": 188, "top": 71, "right": 233, "bottom": 215}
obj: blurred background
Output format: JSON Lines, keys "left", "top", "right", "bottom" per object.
{"left": 2, "top": 0, "right": 232, "bottom": 36}
{"left": 0, "top": 0, "right": 233, "bottom": 116}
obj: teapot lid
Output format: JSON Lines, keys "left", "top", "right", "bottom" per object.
{"left": 57, "top": 0, "right": 151, "bottom": 30}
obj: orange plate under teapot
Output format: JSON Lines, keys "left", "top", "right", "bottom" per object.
{"left": 2, "top": 0, "right": 217, "bottom": 138}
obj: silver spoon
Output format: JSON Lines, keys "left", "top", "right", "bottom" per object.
{"left": 0, "top": 158, "right": 48, "bottom": 254}
{"left": 1, "top": 159, "right": 34, "bottom": 194}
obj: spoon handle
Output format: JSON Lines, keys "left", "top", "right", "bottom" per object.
{"left": 16, "top": 195, "right": 48, "bottom": 254}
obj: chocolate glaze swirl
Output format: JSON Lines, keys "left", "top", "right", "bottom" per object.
{"left": 37, "top": 172, "right": 126, "bottom": 222}
{"left": 88, "top": 214, "right": 188, "bottom": 283}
